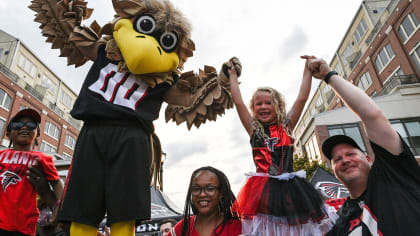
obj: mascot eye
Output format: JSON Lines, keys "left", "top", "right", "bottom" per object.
{"left": 160, "top": 32, "right": 178, "bottom": 52}
{"left": 134, "top": 15, "right": 156, "bottom": 34}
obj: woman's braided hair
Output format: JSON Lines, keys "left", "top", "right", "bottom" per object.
{"left": 180, "top": 166, "right": 238, "bottom": 236}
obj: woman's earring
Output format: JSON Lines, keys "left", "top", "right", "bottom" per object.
{"left": 35, "top": 138, "right": 39, "bottom": 146}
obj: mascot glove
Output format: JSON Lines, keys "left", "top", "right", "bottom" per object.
{"left": 219, "top": 57, "right": 242, "bottom": 86}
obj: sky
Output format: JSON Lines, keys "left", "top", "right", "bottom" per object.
{"left": 0, "top": 0, "right": 362, "bottom": 209}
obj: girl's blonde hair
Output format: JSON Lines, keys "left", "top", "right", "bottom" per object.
{"left": 250, "top": 87, "right": 287, "bottom": 129}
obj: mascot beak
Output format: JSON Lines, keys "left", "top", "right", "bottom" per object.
{"left": 113, "top": 19, "right": 180, "bottom": 74}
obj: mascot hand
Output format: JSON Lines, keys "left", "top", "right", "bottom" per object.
{"left": 220, "top": 57, "right": 242, "bottom": 85}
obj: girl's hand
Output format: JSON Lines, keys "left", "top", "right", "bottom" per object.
{"left": 301, "top": 55, "right": 316, "bottom": 77}
{"left": 228, "top": 60, "right": 238, "bottom": 82}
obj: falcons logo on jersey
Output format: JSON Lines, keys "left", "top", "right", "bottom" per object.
{"left": 315, "top": 181, "right": 349, "bottom": 199}
{"left": 1, "top": 170, "right": 22, "bottom": 192}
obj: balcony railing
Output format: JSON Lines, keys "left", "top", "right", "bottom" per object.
{"left": 375, "top": 74, "right": 420, "bottom": 97}
{"left": 49, "top": 102, "right": 65, "bottom": 117}
{"left": 24, "top": 84, "right": 44, "bottom": 101}
{"left": 0, "top": 63, "right": 18, "bottom": 82}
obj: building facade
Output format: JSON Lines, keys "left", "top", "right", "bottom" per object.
{"left": 293, "top": 0, "right": 420, "bottom": 163}
{"left": 0, "top": 29, "right": 81, "bottom": 162}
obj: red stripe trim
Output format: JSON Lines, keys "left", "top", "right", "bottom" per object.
{"left": 124, "top": 83, "right": 139, "bottom": 99}
{"left": 363, "top": 204, "right": 383, "bottom": 236}
{"left": 363, "top": 204, "right": 378, "bottom": 221}
{"left": 134, "top": 87, "right": 148, "bottom": 111}
{"left": 100, "top": 71, "right": 115, "bottom": 92}
{"left": 109, "top": 73, "right": 129, "bottom": 103}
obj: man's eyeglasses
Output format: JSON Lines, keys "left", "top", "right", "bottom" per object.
{"left": 10, "top": 121, "right": 38, "bottom": 130}
{"left": 191, "top": 185, "right": 220, "bottom": 196}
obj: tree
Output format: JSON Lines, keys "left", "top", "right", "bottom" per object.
{"left": 293, "top": 154, "right": 331, "bottom": 180}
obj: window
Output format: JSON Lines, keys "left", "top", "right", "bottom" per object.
{"left": 411, "top": 45, "right": 420, "bottom": 72}
{"left": 391, "top": 118, "right": 420, "bottom": 155}
{"left": 315, "top": 95, "right": 324, "bottom": 107}
{"left": 63, "top": 152, "right": 72, "bottom": 159}
{"left": 393, "top": 67, "right": 404, "bottom": 77}
{"left": 0, "top": 117, "right": 6, "bottom": 137}
{"left": 19, "top": 105, "right": 29, "bottom": 111}
{"left": 375, "top": 44, "right": 395, "bottom": 72}
{"left": 398, "top": 12, "right": 419, "bottom": 42}
{"left": 334, "top": 63, "right": 344, "bottom": 76}
{"left": 353, "top": 19, "right": 368, "bottom": 43}
{"left": 302, "top": 112, "right": 310, "bottom": 127}
{"left": 41, "top": 75, "right": 58, "bottom": 95}
{"left": 323, "top": 84, "right": 331, "bottom": 93}
{"left": 328, "top": 123, "right": 366, "bottom": 152}
{"left": 60, "top": 91, "right": 73, "bottom": 108}
{"left": 18, "top": 54, "right": 37, "bottom": 78}
{"left": 62, "top": 152, "right": 72, "bottom": 159}
{"left": 357, "top": 72, "right": 373, "bottom": 90}
{"left": 374, "top": 7, "right": 385, "bottom": 15}
{"left": 384, "top": 67, "right": 404, "bottom": 85}
{"left": 44, "top": 121, "right": 60, "bottom": 140}
{"left": 0, "top": 89, "right": 11, "bottom": 110}
{"left": 310, "top": 107, "right": 316, "bottom": 116}
{"left": 305, "top": 134, "right": 321, "bottom": 160}
{"left": 65, "top": 134, "right": 76, "bottom": 149}
{"left": 40, "top": 141, "right": 57, "bottom": 154}
{"left": 18, "top": 55, "right": 25, "bottom": 67}
{"left": 343, "top": 43, "right": 354, "bottom": 58}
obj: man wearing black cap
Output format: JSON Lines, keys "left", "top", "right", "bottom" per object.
{"left": 307, "top": 58, "right": 420, "bottom": 236}
{"left": 0, "top": 108, "right": 63, "bottom": 236}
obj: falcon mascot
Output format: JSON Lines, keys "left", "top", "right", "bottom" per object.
{"left": 28, "top": 0, "right": 241, "bottom": 235}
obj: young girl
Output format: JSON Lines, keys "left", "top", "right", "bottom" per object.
{"left": 170, "top": 166, "right": 241, "bottom": 236}
{"left": 228, "top": 56, "right": 337, "bottom": 235}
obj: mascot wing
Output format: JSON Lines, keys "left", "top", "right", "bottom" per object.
{"left": 165, "top": 58, "right": 241, "bottom": 130}
{"left": 29, "top": 0, "right": 107, "bottom": 67}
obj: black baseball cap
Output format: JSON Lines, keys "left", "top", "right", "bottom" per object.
{"left": 322, "top": 135, "right": 363, "bottom": 160}
{"left": 10, "top": 108, "right": 41, "bottom": 124}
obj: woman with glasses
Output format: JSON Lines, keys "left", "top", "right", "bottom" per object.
{"left": 0, "top": 108, "right": 63, "bottom": 236}
{"left": 169, "top": 166, "right": 241, "bottom": 236}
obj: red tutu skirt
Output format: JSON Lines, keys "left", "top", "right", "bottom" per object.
{"left": 232, "top": 171, "right": 337, "bottom": 236}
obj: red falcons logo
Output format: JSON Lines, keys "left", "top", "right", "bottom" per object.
{"left": 1, "top": 171, "right": 22, "bottom": 192}
{"left": 315, "top": 181, "right": 349, "bottom": 199}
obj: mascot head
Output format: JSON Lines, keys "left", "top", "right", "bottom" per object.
{"left": 111, "top": 0, "right": 194, "bottom": 74}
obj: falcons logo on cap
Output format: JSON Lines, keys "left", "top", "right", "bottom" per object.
{"left": 315, "top": 181, "right": 349, "bottom": 199}
{"left": 1, "top": 171, "right": 22, "bottom": 192}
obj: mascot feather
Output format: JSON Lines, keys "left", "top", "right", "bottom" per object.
{"left": 28, "top": 0, "right": 241, "bottom": 235}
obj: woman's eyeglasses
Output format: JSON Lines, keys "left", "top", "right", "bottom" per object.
{"left": 10, "top": 121, "right": 37, "bottom": 130}
{"left": 191, "top": 185, "right": 220, "bottom": 196}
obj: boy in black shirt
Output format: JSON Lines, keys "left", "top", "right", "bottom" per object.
{"left": 307, "top": 57, "right": 420, "bottom": 236}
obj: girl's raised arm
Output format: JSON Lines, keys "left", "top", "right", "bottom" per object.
{"left": 286, "top": 56, "right": 314, "bottom": 131}
{"left": 228, "top": 61, "right": 253, "bottom": 136}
